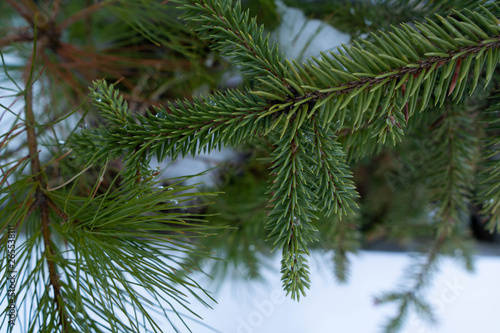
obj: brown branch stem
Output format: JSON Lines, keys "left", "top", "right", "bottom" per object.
{"left": 25, "top": 83, "right": 70, "bottom": 331}
{"left": 0, "top": 28, "right": 33, "bottom": 48}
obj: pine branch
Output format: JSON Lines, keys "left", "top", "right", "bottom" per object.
{"left": 1, "top": 6, "right": 221, "bottom": 329}
{"left": 24, "top": 57, "right": 71, "bottom": 330}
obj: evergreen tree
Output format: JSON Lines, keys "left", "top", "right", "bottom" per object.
{"left": 1, "top": 0, "right": 499, "bottom": 332}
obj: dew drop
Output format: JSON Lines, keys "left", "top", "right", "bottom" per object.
{"left": 158, "top": 186, "right": 164, "bottom": 189}
{"left": 167, "top": 187, "right": 174, "bottom": 191}
{"left": 335, "top": 120, "right": 341, "bottom": 131}
{"left": 58, "top": 140, "right": 65, "bottom": 145}
{"left": 485, "top": 198, "right": 494, "bottom": 205}
{"left": 170, "top": 199, "right": 178, "bottom": 205}
{"left": 293, "top": 216, "right": 300, "bottom": 226}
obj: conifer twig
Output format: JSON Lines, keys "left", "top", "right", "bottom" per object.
{"left": 280, "top": 38, "right": 500, "bottom": 116}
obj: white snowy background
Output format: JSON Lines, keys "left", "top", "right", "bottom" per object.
{"left": 185, "top": 251, "right": 500, "bottom": 333}
{"left": 1, "top": 1, "right": 499, "bottom": 333}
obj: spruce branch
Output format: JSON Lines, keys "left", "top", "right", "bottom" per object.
{"left": 72, "top": 2, "right": 500, "bottom": 301}
{"left": 72, "top": 81, "right": 270, "bottom": 169}
{"left": 477, "top": 97, "right": 500, "bottom": 231}
{"left": 309, "top": 118, "right": 359, "bottom": 217}
{"left": 266, "top": 129, "right": 318, "bottom": 300}
{"left": 376, "top": 236, "right": 445, "bottom": 333}
{"left": 283, "top": 8, "right": 500, "bottom": 122}
{"left": 426, "top": 103, "right": 478, "bottom": 236}
{"left": 173, "top": 0, "right": 287, "bottom": 80}
{"left": 283, "top": 0, "right": 492, "bottom": 38}
{"left": 377, "top": 229, "right": 475, "bottom": 333}
{"left": 330, "top": 220, "right": 360, "bottom": 283}
{"left": 313, "top": 209, "right": 362, "bottom": 284}
{"left": 373, "top": 99, "right": 480, "bottom": 332}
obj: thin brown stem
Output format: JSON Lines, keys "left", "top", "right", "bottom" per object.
{"left": 25, "top": 83, "right": 70, "bottom": 331}
{"left": 25, "top": 82, "right": 42, "bottom": 181}
{"left": 0, "top": 28, "right": 33, "bottom": 48}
